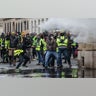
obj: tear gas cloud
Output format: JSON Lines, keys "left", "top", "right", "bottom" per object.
{"left": 39, "top": 18, "right": 96, "bottom": 43}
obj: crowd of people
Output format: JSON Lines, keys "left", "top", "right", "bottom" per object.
{"left": 0, "top": 30, "right": 78, "bottom": 69}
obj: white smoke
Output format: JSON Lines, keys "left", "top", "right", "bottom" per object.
{"left": 39, "top": 18, "right": 96, "bottom": 43}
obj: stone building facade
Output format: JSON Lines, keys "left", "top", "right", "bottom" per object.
{"left": 0, "top": 19, "right": 3, "bottom": 34}
{"left": 3, "top": 18, "right": 48, "bottom": 33}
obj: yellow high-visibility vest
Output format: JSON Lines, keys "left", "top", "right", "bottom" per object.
{"left": 5, "top": 40, "right": 10, "bottom": 49}
{"left": 56, "top": 36, "right": 68, "bottom": 47}
{"left": 14, "top": 49, "right": 23, "bottom": 56}
{"left": 71, "top": 42, "right": 76, "bottom": 47}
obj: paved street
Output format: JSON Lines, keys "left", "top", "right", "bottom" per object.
{"left": 0, "top": 58, "right": 95, "bottom": 78}
{"left": 0, "top": 59, "right": 80, "bottom": 78}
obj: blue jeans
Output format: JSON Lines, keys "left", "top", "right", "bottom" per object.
{"left": 57, "top": 48, "right": 71, "bottom": 66}
{"left": 36, "top": 51, "right": 44, "bottom": 64}
{"left": 45, "top": 51, "right": 58, "bottom": 67}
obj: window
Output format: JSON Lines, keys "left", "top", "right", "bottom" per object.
{"left": 42, "top": 19, "right": 44, "bottom": 23}
{"left": 16, "top": 23, "right": 17, "bottom": 32}
{"left": 34, "top": 20, "right": 36, "bottom": 26}
{"left": 24, "top": 21, "right": 26, "bottom": 30}
{"left": 46, "top": 18, "right": 48, "bottom": 21}
{"left": 7, "top": 23, "right": 9, "bottom": 33}
{"left": 13, "top": 22, "right": 15, "bottom": 31}
{"left": 10, "top": 22, "right": 11, "bottom": 32}
{"left": 27, "top": 21, "right": 29, "bottom": 30}
{"left": 21, "top": 22, "right": 22, "bottom": 32}
{"left": 38, "top": 19, "right": 40, "bottom": 25}
{"left": 5, "top": 23, "right": 6, "bottom": 33}
{"left": 18, "top": 23, "right": 20, "bottom": 32}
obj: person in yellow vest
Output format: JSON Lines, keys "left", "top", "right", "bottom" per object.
{"left": 31, "top": 33, "right": 37, "bottom": 60}
{"left": 0, "top": 33, "right": 5, "bottom": 59}
{"left": 1, "top": 37, "right": 9, "bottom": 63}
{"left": 0, "top": 36, "right": 2, "bottom": 57}
{"left": 56, "top": 32, "right": 71, "bottom": 68}
{"left": 0, "top": 36, "right": 2, "bottom": 47}
{"left": 40, "top": 34, "right": 47, "bottom": 66}
{"left": 14, "top": 49, "right": 24, "bottom": 69}
{"left": 15, "top": 35, "right": 30, "bottom": 69}
{"left": 71, "top": 40, "right": 78, "bottom": 58}
{"left": 35, "top": 34, "right": 46, "bottom": 65}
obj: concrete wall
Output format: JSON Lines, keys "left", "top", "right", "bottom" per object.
{"left": 78, "top": 43, "right": 96, "bottom": 69}
{"left": 0, "top": 19, "right": 3, "bottom": 34}
{"left": 0, "top": 27, "right": 3, "bottom": 35}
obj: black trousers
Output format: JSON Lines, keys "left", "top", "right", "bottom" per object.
{"left": 1, "top": 48, "right": 8, "bottom": 63}
{"left": 16, "top": 54, "right": 30, "bottom": 69}
{"left": 32, "top": 48, "right": 37, "bottom": 58}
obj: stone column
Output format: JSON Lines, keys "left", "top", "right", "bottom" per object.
{"left": 17, "top": 22, "right": 19, "bottom": 32}
{"left": 3, "top": 22, "right": 5, "bottom": 33}
{"left": 5, "top": 22, "right": 7, "bottom": 33}
{"left": 11, "top": 22, "right": 13, "bottom": 32}
{"left": 22, "top": 21, "right": 24, "bottom": 32}
{"left": 31, "top": 21, "right": 33, "bottom": 33}
{"left": 40, "top": 19, "right": 42, "bottom": 33}
{"left": 7, "top": 22, "right": 9, "bottom": 33}
{"left": 25, "top": 20, "right": 28, "bottom": 30}
{"left": 28, "top": 19, "right": 31, "bottom": 33}
{"left": 34, "top": 20, "right": 36, "bottom": 33}
{"left": 6, "top": 22, "right": 7, "bottom": 33}
{"left": 6, "top": 22, "right": 9, "bottom": 33}
{"left": 19, "top": 21, "right": 21, "bottom": 32}
{"left": 38, "top": 19, "right": 40, "bottom": 33}
{"left": 32, "top": 20, "right": 34, "bottom": 33}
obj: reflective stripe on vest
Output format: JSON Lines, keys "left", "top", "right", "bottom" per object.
{"left": 56, "top": 36, "right": 68, "bottom": 47}
{"left": 71, "top": 42, "right": 76, "bottom": 47}
{"left": 14, "top": 49, "right": 23, "bottom": 56}
{"left": 5, "top": 40, "right": 10, "bottom": 48}
{"left": 32, "top": 36, "right": 37, "bottom": 46}
{"left": 36, "top": 38, "right": 47, "bottom": 51}
{"left": 42, "top": 39, "right": 47, "bottom": 51}
{"left": 0, "top": 38, "right": 2, "bottom": 46}
{"left": 36, "top": 39, "right": 42, "bottom": 51}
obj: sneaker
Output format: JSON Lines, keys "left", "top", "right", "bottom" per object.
{"left": 64, "top": 61, "right": 67, "bottom": 63}
{"left": 57, "top": 65, "right": 63, "bottom": 68}
{"left": 15, "top": 69, "right": 20, "bottom": 72}
{"left": 44, "top": 66, "right": 48, "bottom": 69}
{"left": 22, "top": 65, "right": 28, "bottom": 67}
{"left": 36, "top": 63, "right": 40, "bottom": 65}
{"left": 49, "top": 66, "right": 54, "bottom": 69}
{"left": 69, "top": 65, "right": 72, "bottom": 69}
{"left": 32, "top": 59, "right": 36, "bottom": 61}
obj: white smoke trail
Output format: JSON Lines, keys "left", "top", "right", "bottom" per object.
{"left": 39, "top": 18, "right": 96, "bottom": 43}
